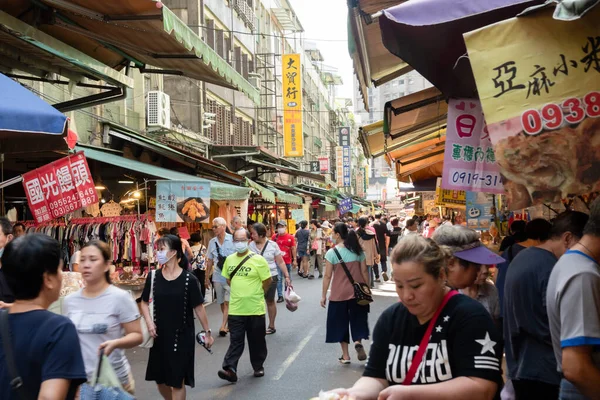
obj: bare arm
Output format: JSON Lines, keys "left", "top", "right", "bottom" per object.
{"left": 320, "top": 260, "right": 334, "bottom": 307}
{"left": 99, "top": 318, "right": 143, "bottom": 355}
{"left": 193, "top": 303, "right": 214, "bottom": 348}
{"left": 262, "top": 277, "right": 273, "bottom": 293}
{"left": 328, "top": 376, "right": 388, "bottom": 400}
{"left": 72, "top": 263, "right": 79, "bottom": 272}
{"left": 38, "top": 379, "right": 72, "bottom": 400}
{"left": 562, "top": 346, "right": 600, "bottom": 399}
{"left": 291, "top": 245, "right": 297, "bottom": 264}
{"left": 205, "top": 258, "right": 213, "bottom": 288}
{"left": 378, "top": 377, "right": 497, "bottom": 400}
{"left": 140, "top": 301, "right": 156, "bottom": 338}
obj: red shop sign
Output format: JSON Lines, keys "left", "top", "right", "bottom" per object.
{"left": 22, "top": 151, "right": 98, "bottom": 223}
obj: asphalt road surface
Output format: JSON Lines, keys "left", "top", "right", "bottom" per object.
{"left": 127, "top": 274, "right": 398, "bottom": 399}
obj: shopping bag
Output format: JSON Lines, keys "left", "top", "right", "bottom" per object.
{"left": 80, "top": 350, "right": 134, "bottom": 400}
{"left": 139, "top": 270, "right": 155, "bottom": 349}
{"left": 284, "top": 285, "right": 300, "bottom": 312}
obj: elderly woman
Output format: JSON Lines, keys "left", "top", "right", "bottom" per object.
{"left": 327, "top": 235, "right": 503, "bottom": 400}
{"left": 432, "top": 225, "right": 505, "bottom": 290}
{"left": 458, "top": 265, "right": 500, "bottom": 327}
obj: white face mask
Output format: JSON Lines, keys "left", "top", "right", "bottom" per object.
{"left": 234, "top": 241, "right": 248, "bottom": 253}
{"left": 156, "top": 250, "right": 173, "bottom": 265}
{"left": 277, "top": 227, "right": 286, "bottom": 235}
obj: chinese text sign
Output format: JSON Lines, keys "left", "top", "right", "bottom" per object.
{"left": 465, "top": 7, "right": 600, "bottom": 209}
{"left": 156, "top": 181, "right": 211, "bottom": 223}
{"left": 22, "top": 151, "right": 98, "bottom": 224}
{"left": 282, "top": 54, "right": 303, "bottom": 157}
{"left": 466, "top": 191, "right": 494, "bottom": 231}
{"left": 335, "top": 146, "right": 344, "bottom": 188}
{"left": 435, "top": 178, "right": 466, "bottom": 207}
{"left": 442, "top": 99, "right": 504, "bottom": 194}
{"left": 338, "top": 198, "right": 353, "bottom": 214}
{"left": 318, "top": 156, "right": 329, "bottom": 173}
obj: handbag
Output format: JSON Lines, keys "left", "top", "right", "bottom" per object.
{"left": 0, "top": 309, "right": 33, "bottom": 400}
{"left": 139, "top": 269, "right": 156, "bottom": 348}
{"left": 402, "top": 290, "right": 458, "bottom": 385}
{"left": 333, "top": 248, "right": 373, "bottom": 306}
{"left": 79, "top": 349, "right": 134, "bottom": 400}
{"left": 311, "top": 239, "right": 319, "bottom": 251}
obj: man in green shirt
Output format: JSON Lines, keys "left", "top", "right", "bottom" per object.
{"left": 218, "top": 228, "right": 272, "bottom": 383}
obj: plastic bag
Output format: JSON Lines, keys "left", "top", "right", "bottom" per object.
{"left": 80, "top": 352, "right": 134, "bottom": 400}
{"left": 284, "top": 285, "right": 300, "bottom": 312}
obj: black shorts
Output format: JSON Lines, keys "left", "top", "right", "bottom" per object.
{"left": 264, "top": 275, "right": 279, "bottom": 301}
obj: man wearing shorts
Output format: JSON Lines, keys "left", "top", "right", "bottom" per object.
{"left": 207, "top": 217, "right": 236, "bottom": 336}
{"left": 295, "top": 220, "right": 311, "bottom": 278}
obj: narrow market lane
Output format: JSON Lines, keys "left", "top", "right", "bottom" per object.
{"left": 127, "top": 276, "right": 398, "bottom": 400}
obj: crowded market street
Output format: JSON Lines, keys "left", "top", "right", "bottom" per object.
{"left": 127, "top": 278, "right": 398, "bottom": 400}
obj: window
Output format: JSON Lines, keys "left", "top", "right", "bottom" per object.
{"left": 205, "top": 19, "right": 215, "bottom": 49}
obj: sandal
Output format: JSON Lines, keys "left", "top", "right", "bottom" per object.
{"left": 266, "top": 327, "right": 276, "bottom": 335}
{"left": 355, "top": 343, "right": 367, "bottom": 361}
{"left": 338, "top": 356, "right": 351, "bottom": 364}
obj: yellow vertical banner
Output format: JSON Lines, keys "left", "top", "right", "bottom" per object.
{"left": 282, "top": 54, "right": 303, "bottom": 157}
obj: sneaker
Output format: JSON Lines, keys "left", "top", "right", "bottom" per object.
{"left": 254, "top": 368, "right": 265, "bottom": 377}
{"left": 382, "top": 272, "right": 389, "bottom": 282}
{"left": 277, "top": 296, "right": 284, "bottom": 303}
{"left": 218, "top": 369, "right": 238, "bottom": 383}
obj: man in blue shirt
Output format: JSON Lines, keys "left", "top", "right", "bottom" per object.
{"left": 504, "top": 211, "right": 588, "bottom": 399}
{"left": 207, "top": 217, "right": 236, "bottom": 336}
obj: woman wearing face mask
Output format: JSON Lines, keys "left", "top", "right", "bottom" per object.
{"left": 140, "top": 234, "right": 214, "bottom": 400}
{"left": 63, "top": 240, "right": 143, "bottom": 394}
{"left": 321, "top": 223, "right": 370, "bottom": 364}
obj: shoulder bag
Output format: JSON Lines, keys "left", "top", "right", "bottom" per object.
{"left": 333, "top": 248, "right": 373, "bottom": 305}
{"left": 402, "top": 290, "right": 458, "bottom": 385}
{"left": 139, "top": 270, "right": 156, "bottom": 348}
{"left": 229, "top": 254, "right": 255, "bottom": 280}
{"left": 0, "top": 309, "right": 32, "bottom": 400}
{"left": 79, "top": 348, "right": 134, "bottom": 400}
{"left": 260, "top": 241, "right": 270, "bottom": 256}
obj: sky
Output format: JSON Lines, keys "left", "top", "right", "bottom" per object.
{"left": 289, "top": 0, "right": 354, "bottom": 100}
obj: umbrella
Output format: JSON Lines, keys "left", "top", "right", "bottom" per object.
{"left": 378, "top": 0, "right": 545, "bottom": 99}
{"left": 0, "top": 73, "right": 67, "bottom": 136}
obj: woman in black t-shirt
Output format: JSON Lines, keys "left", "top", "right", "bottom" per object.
{"left": 326, "top": 235, "right": 503, "bottom": 400}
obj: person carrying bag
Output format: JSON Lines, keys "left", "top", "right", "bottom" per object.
{"left": 333, "top": 248, "right": 373, "bottom": 305}
{"left": 79, "top": 349, "right": 134, "bottom": 400}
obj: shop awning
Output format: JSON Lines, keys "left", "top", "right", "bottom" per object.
{"left": 269, "top": 187, "right": 303, "bottom": 205}
{"left": 22, "top": 0, "right": 259, "bottom": 103}
{"left": 351, "top": 204, "right": 362, "bottom": 214}
{"left": 248, "top": 159, "right": 326, "bottom": 183}
{"left": 75, "top": 145, "right": 250, "bottom": 200}
{"left": 361, "top": 88, "right": 447, "bottom": 159}
{"left": 320, "top": 201, "right": 337, "bottom": 212}
{"left": 389, "top": 136, "right": 446, "bottom": 183}
{"left": 378, "top": 0, "right": 544, "bottom": 99}
{"left": 347, "top": 0, "right": 413, "bottom": 111}
{"left": 0, "top": 73, "right": 67, "bottom": 136}
{"left": 0, "top": 11, "right": 132, "bottom": 90}
{"left": 245, "top": 178, "right": 276, "bottom": 204}
{"left": 105, "top": 123, "right": 243, "bottom": 184}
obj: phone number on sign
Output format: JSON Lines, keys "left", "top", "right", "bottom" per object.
{"left": 449, "top": 169, "right": 502, "bottom": 188}
{"left": 49, "top": 194, "right": 96, "bottom": 217}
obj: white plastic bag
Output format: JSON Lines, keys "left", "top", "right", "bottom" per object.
{"left": 284, "top": 285, "right": 300, "bottom": 312}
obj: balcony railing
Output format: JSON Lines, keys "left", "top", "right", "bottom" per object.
{"left": 233, "top": 0, "right": 256, "bottom": 31}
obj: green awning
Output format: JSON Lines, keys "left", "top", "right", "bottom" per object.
{"left": 351, "top": 204, "right": 362, "bottom": 213}
{"left": 0, "top": 11, "right": 133, "bottom": 88}
{"left": 36, "top": 0, "right": 259, "bottom": 103}
{"left": 320, "top": 201, "right": 337, "bottom": 212}
{"left": 270, "top": 188, "right": 303, "bottom": 205}
{"left": 245, "top": 178, "right": 276, "bottom": 204}
{"left": 76, "top": 145, "right": 250, "bottom": 200}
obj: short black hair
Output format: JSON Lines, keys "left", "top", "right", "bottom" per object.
{"left": 510, "top": 220, "right": 526, "bottom": 234}
{"left": 584, "top": 197, "right": 600, "bottom": 237}
{"left": 300, "top": 220, "right": 308, "bottom": 229}
{"left": 550, "top": 211, "right": 589, "bottom": 239}
{"left": 525, "top": 218, "right": 553, "bottom": 241}
{"left": 0, "top": 217, "right": 12, "bottom": 236}
{"left": 251, "top": 223, "right": 267, "bottom": 238}
{"left": 12, "top": 223, "right": 25, "bottom": 231}
{"left": 375, "top": 213, "right": 382, "bottom": 219}
{"left": 169, "top": 227, "right": 179, "bottom": 236}
{"left": 406, "top": 219, "right": 417, "bottom": 229}
{"left": 190, "top": 233, "right": 202, "bottom": 243}
{"left": 3, "top": 234, "right": 62, "bottom": 300}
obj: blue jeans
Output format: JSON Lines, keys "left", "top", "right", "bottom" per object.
{"left": 277, "top": 264, "right": 292, "bottom": 298}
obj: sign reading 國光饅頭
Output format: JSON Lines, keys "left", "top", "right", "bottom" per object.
{"left": 282, "top": 54, "right": 303, "bottom": 157}
{"left": 465, "top": 6, "right": 600, "bottom": 209}
{"left": 442, "top": 99, "right": 504, "bottom": 194}
{"left": 22, "top": 151, "right": 98, "bottom": 224}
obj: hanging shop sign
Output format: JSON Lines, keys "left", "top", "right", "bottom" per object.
{"left": 338, "top": 198, "right": 353, "bottom": 214}
{"left": 291, "top": 209, "right": 305, "bottom": 223}
{"left": 422, "top": 191, "right": 440, "bottom": 216}
{"left": 282, "top": 53, "right": 303, "bottom": 157}
{"left": 442, "top": 99, "right": 504, "bottom": 194}
{"left": 156, "top": 181, "right": 211, "bottom": 223}
{"left": 309, "top": 161, "right": 320, "bottom": 173}
{"left": 465, "top": 6, "right": 600, "bottom": 209}
{"left": 338, "top": 127, "right": 351, "bottom": 146}
{"left": 22, "top": 151, "right": 98, "bottom": 224}
{"left": 435, "top": 178, "right": 466, "bottom": 207}
{"left": 318, "top": 156, "right": 330, "bottom": 173}
{"left": 356, "top": 169, "right": 365, "bottom": 197}
{"left": 335, "top": 146, "right": 344, "bottom": 187}
{"left": 343, "top": 146, "right": 351, "bottom": 187}
{"left": 465, "top": 191, "right": 494, "bottom": 231}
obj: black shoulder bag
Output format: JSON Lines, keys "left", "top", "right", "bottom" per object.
{"left": 229, "top": 254, "right": 255, "bottom": 280}
{"left": 0, "top": 309, "right": 32, "bottom": 400}
{"left": 215, "top": 241, "right": 226, "bottom": 270}
{"left": 332, "top": 248, "right": 373, "bottom": 305}
{"left": 260, "top": 241, "right": 270, "bottom": 256}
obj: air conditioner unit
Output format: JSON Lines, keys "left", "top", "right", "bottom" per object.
{"left": 147, "top": 91, "right": 171, "bottom": 129}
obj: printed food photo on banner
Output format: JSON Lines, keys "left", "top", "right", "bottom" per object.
{"left": 155, "top": 181, "right": 212, "bottom": 223}
{"left": 465, "top": 6, "right": 600, "bottom": 209}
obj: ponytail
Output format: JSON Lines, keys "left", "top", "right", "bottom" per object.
{"left": 333, "top": 222, "right": 363, "bottom": 256}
